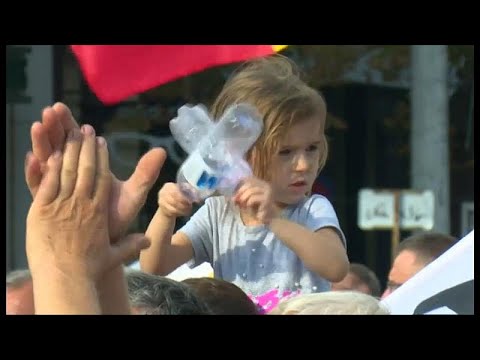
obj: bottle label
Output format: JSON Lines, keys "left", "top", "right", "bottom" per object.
{"left": 182, "top": 151, "right": 220, "bottom": 191}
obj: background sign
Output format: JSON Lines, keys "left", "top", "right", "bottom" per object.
{"left": 358, "top": 189, "right": 395, "bottom": 229}
{"left": 358, "top": 189, "right": 434, "bottom": 230}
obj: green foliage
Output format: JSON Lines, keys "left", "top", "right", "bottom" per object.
{"left": 284, "top": 45, "right": 473, "bottom": 87}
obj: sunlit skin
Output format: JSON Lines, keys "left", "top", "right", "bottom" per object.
{"left": 239, "top": 116, "right": 324, "bottom": 225}
{"left": 381, "top": 250, "right": 426, "bottom": 299}
{"left": 6, "top": 281, "right": 35, "bottom": 315}
{"left": 271, "top": 116, "right": 323, "bottom": 208}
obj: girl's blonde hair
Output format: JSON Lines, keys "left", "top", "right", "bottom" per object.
{"left": 211, "top": 55, "right": 328, "bottom": 181}
{"left": 269, "top": 291, "right": 390, "bottom": 315}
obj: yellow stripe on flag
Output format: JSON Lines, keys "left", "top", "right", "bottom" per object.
{"left": 272, "top": 45, "right": 288, "bottom": 52}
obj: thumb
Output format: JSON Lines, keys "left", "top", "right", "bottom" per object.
{"left": 111, "top": 233, "right": 151, "bottom": 266}
{"left": 124, "top": 148, "right": 167, "bottom": 203}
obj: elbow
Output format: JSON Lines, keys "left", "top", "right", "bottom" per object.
{"left": 326, "top": 261, "right": 349, "bottom": 282}
{"left": 331, "top": 255, "right": 350, "bottom": 282}
{"left": 310, "top": 256, "right": 349, "bottom": 283}
{"left": 141, "top": 264, "right": 169, "bottom": 276}
{"left": 139, "top": 258, "right": 169, "bottom": 276}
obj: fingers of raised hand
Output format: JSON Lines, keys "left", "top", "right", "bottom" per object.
{"left": 31, "top": 121, "right": 53, "bottom": 163}
{"left": 125, "top": 148, "right": 167, "bottom": 202}
{"left": 93, "top": 136, "right": 111, "bottom": 205}
{"left": 52, "top": 102, "right": 79, "bottom": 135}
{"left": 24, "top": 151, "right": 43, "bottom": 198}
{"left": 35, "top": 151, "right": 63, "bottom": 205}
{"left": 74, "top": 125, "right": 97, "bottom": 198}
{"left": 110, "top": 233, "right": 151, "bottom": 270}
{"left": 42, "top": 106, "right": 65, "bottom": 152}
{"left": 59, "top": 129, "right": 82, "bottom": 199}
{"left": 31, "top": 103, "right": 80, "bottom": 167}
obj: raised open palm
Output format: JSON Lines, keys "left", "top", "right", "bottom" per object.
{"left": 25, "top": 102, "right": 166, "bottom": 239}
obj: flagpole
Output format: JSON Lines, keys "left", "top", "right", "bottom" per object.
{"left": 391, "top": 190, "right": 401, "bottom": 262}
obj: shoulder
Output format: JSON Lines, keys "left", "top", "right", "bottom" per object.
{"left": 285, "top": 195, "right": 338, "bottom": 223}
{"left": 301, "top": 195, "right": 336, "bottom": 215}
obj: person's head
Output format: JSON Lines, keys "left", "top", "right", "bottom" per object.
{"left": 182, "top": 277, "right": 260, "bottom": 315}
{"left": 125, "top": 270, "right": 212, "bottom": 315}
{"left": 6, "top": 269, "right": 34, "bottom": 315}
{"left": 382, "top": 232, "right": 457, "bottom": 299}
{"left": 211, "top": 55, "right": 328, "bottom": 207}
{"left": 269, "top": 291, "right": 389, "bottom": 315}
{"left": 331, "top": 263, "right": 381, "bottom": 297}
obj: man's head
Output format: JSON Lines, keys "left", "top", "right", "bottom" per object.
{"left": 125, "top": 270, "right": 212, "bottom": 315}
{"left": 6, "top": 269, "right": 34, "bottom": 315}
{"left": 331, "top": 263, "right": 381, "bottom": 297}
{"left": 182, "top": 277, "right": 260, "bottom": 315}
{"left": 382, "top": 232, "right": 457, "bottom": 299}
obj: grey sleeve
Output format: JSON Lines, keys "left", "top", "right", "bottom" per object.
{"left": 178, "top": 199, "right": 214, "bottom": 268}
{"left": 304, "top": 196, "right": 347, "bottom": 248}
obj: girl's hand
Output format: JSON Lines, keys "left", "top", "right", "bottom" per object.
{"left": 233, "top": 177, "right": 277, "bottom": 224}
{"left": 157, "top": 183, "right": 193, "bottom": 218}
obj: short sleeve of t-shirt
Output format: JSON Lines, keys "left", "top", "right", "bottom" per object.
{"left": 300, "top": 195, "right": 346, "bottom": 248}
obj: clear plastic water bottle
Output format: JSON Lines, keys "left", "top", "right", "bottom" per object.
{"left": 174, "top": 103, "right": 263, "bottom": 203}
{"left": 169, "top": 104, "right": 212, "bottom": 154}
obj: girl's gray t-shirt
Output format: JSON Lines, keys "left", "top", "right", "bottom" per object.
{"left": 178, "top": 194, "right": 346, "bottom": 312}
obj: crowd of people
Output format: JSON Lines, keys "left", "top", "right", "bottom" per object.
{"left": 6, "top": 55, "right": 459, "bottom": 315}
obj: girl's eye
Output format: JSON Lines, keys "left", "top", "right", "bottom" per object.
{"left": 279, "top": 149, "right": 292, "bottom": 156}
{"left": 307, "top": 145, "right": 318, "bottom": 152}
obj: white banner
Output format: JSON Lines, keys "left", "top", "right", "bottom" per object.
{"left": 381, "top": 230, "right": 474, "bottom": 315}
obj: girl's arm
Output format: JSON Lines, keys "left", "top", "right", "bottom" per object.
{"left": 140, "top": 208, "right": 194, "bottom": 275}
{"left": 268, "top": 219, "right": 349, "bottom": 282}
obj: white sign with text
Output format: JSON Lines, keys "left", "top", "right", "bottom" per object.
{"left": 399, "top": 190, "right": 434, "bottom": 230}
{"left": 358, "top": 189, "right": 395, "bottom": 230}
{"left": 358, "top": 189, "right": 434, "bottom": 230}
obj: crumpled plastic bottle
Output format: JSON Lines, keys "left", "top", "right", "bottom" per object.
{"left": 170, "top": 103, "right": 263, "bottom": 202}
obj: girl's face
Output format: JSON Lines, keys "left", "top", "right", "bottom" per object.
{"left": 269, "top": 116, "right": 324, "bottom": 207}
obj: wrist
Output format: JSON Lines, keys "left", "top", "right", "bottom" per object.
{"left": 157, "top": 206, "right": 178, "bottom": 220}
{"left": 271, "top": 204, "right": 283, "bottom": 220}
{"left": 32, "top": 268, "right": 100, "bottom": 314}
{"left": 32, "top": 262, "right": 92, "bottom": 285}
{"left": 268, "top": 215, "right": 288, "bottom": 232}
{"left": 97, "top": 266, "right": 131, "bottom": 315}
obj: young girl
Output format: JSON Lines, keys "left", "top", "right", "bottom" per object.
{"left": 140, "top": 55, "right": 349, "bottom": 313}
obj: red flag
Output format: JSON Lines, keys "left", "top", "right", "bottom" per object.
{"left": 71, "top": 45, "right": 287, "bottom": 105}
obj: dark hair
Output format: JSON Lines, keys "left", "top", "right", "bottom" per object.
{"left": 126, "top": 270, "right": 212, "bottom": 315}
{"left": 396, "top": 232, "right": 457, "bottom": 265}
{"left": 348, "top": 263, "right": 381, "bottom": 297}
{"left": 182, "top": 277, "right": 260, "bottom": 315}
